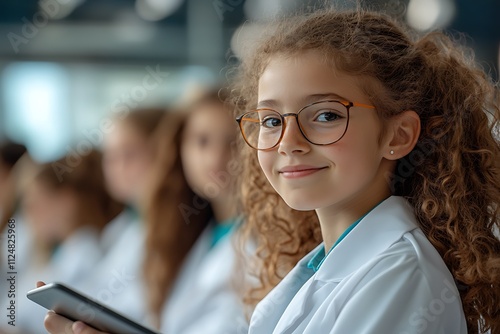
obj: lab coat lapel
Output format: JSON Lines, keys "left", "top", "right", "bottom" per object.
{"left": 314, "top": 196, "right": 419, "bottom": 282}
{"left": 249, "top": 244, "right": 321, "bottom": 332}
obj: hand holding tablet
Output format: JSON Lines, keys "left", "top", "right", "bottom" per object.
{"left": 28, "top": 282, "right": 159, "bottom": 334}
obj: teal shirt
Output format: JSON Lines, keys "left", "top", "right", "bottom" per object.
{"left": 210, "top": 217, "right": 238, "bottom": 248}
{"left": 307, "top": 202, "right": 383, "bottom": 272}
{"left": 125, "top": 205, "right": 141, "bottom": 222}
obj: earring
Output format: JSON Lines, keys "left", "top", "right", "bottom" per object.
{"left": 390, "top": 150, "right": 394, "bottom": 155}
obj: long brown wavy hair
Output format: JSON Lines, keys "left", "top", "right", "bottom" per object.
{"left": 230, "top": 9, "right": 500, "bottom": 333}
{"left": 141, "top": 90, "right": 234, "bottom": 327}
{"left": 117, "top": 108, "right": 167, "bottom": 141}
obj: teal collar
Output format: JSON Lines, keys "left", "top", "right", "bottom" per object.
{"left": 307, "top": 201, "right": 384, "bottom": 272}
{"left": 125, "top": 205, "right": 141, "bottom": 221}
{"left": 210, "top": 217, "right": 238, "bottom": 248}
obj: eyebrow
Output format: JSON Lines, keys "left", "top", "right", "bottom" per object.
{"left": 256, "top": 92, "right": 350, "bottom": 109}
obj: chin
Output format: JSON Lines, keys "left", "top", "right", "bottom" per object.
{"left": 280, "top": 193, "right": 320, "bottom": 211}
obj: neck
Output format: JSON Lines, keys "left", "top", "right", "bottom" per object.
{"left": 210, "top": 196, "right": 234, "bottom": 224}
{"left": 316, "top": 189, "right": 391, "bottom": 252}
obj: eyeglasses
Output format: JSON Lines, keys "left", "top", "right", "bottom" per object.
{"left": 236, "top": 100, "right": 376, "bottom": 150}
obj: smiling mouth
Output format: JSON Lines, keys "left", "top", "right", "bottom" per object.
{"left": 278, "top": 166, "right": 328, "bottom": 179}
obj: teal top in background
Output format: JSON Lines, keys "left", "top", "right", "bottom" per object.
{"left": 210, "top": 217, "right": 238, "bottom": 248}
{"left": 125, "top": 205, "right": 140, "bottom": 222}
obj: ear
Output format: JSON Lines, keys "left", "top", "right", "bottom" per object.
{"left": 383, "top": 110, "right": 421, "bottom": 160}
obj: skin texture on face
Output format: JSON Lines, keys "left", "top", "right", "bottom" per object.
{"left": 181, "top": 102, "right": 235, "bottom": 206}
{"left": 102, "top": 121, "right": 152, "bottom": 205}
{"left": 257, "top": 50, "right": 399, "bottom": 249}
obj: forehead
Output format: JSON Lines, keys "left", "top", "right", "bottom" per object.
{"left": 185, "top": 103, "right": 234, "bottom": 133}
{"left": 257, "top": 50, "right": 370, "bottom": 107}
{"left": 104, "top": 120, "right": 146, "bottom": 146}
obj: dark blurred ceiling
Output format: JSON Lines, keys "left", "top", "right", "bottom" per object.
{"left": 0, "top": 0, "right": 241, "bottom": 25}
{"left": 0, "top": 0, "right": 245, "bottom": 68}
{"left": 0, "top": 0, "right": 498, "bottom": 75}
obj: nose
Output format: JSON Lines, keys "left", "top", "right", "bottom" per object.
{"left": 277, "top": 115, "right": 310, "bottom": 156}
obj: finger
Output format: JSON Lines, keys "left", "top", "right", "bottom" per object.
{"left": 36, "top": 281, "right": 46, "bottom": 288}
{"left": 44, "top": 311, "right": 75, "bottom": 334}
{"left": 72, "top": 321, "right": 109, "bottom": 334}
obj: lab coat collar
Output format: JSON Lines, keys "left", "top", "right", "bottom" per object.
{"left": 314, "top": 196, "right": 419, "bottom": 282}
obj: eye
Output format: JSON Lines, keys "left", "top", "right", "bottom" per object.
{"left": 314, "top": 110, "right": 342, "bottom": 122}
{"left": 261, "top": 116, "right": 282, "bottom": 129}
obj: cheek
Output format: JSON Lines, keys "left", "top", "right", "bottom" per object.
{"left": 257, "top": 151, "right": 275, "bottom": 181}
{"left": 323, "top": 144, "right": 378, "bottom": 176}
{"left": 131, "top": 156, "right": 151, "bottom": 179}
{"left": 329, "top": 121, "right": 382, "bottom": 161}
{"left": 181, "top": 145, "right": 206, "bottom": 190}
{"left": 319, "top": 132, "right": 384, "bottom": 193}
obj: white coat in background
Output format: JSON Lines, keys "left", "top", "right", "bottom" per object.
{"left": 3, "top": 226, "right": 102, "bottom": 334}
{"left": 248, "top": 196, "right": 467, "bottom": 334}
{"left": 75, "top": 210, "right": 148, "bottom": 325}
{"left": 0, "top": 215, "right": 34, "bottom": 302}
{"left": 160, "top": 223, "right": 248, "bottom": 334}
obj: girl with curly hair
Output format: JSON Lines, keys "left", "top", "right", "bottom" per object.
{"left": 232, "top": 8, "right": 500, "bottom": 334}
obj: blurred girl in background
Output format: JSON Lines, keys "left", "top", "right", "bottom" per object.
{"left": 43, "top": 90, "right": 247, "bottom": 334}
{"left": 0, "top": 141, "right": 33, "bottom": 334}
{"left": 5, "top": 149, "right": 121, "bottom": 333}
{"left": 146, "top": 90, "right": 245, "bottom": 333}
{"left": 0, "top": 141, "right": 29, "bottom": 268}
{"left": 78, "top": 108, "right": 166, "bottom": 323}
{"left": 102, "top": 108, "right": 166, "bottom": 207}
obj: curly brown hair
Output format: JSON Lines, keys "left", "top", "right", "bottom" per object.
{"left": 230, "top": 9, "right": 500, "bottom": 333}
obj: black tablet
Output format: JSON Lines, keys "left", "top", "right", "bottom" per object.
{"left": 27, "top": 282, "right": 159, "bottom": 334}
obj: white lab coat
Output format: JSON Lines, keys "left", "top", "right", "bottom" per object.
{"left": 0, "top": 215, "right": 34, "bottom": 299}
{"left": 75, "top": 210, "right": 148, "bottom": 325}
{"left": 3, "top": 226, "right": 102, "bottom": 334}
{"left": 160, "top": 223, "right": 248, "bottom": 334}
{"left": 0, "top": 215, "right": 34, "bottom": 275}
{"left": 248, "top": 196, "right": 467, "bottom": 334}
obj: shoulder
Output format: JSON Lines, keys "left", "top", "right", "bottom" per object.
{"left": 315, "top": 228, "right": 462, "bottom": 314}
{"left": 370, "top": 228, "right": 452, "bottom": 285}
{"left": 314, "top": 196, "right": 446, "bottom": 283}
{"left": 308, "top": 231, "right": 466, "bottom": 333}
{"left": 334, "top": 228, "right": 455, "bottom": 290}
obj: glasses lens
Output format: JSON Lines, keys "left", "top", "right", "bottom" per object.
{"left": 239, "top": 110, "right": 283, "bottom": 150}
{"left": 298, "top": 101, "right": 349, "bottom": 145}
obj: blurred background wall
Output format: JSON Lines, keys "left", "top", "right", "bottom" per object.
{"left": 0, "top": 0, "right": 498, "bottom": 162}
